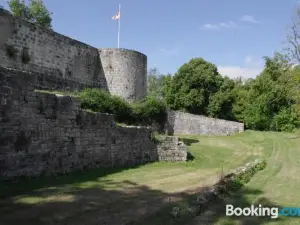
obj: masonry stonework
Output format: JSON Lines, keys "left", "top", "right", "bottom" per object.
{"left": 165, "top": 110, "right": 244, "bottom": 136}
{"left": 157, "top": 136, "right": 187, "bottom": 162}
{"left": 99, "top": 48, "right": 147, "bottom": 102}
{"left": 0, "top": 8, "right": 245, "bottom": 179}
{"left": 0, "top": 67, "right": 187, "bottom": 180}
{"left": 0, "top": 9, "right": 107, "bottom": 90}
{"left": 0, "top": 9, "right": 149, "bottom": 101}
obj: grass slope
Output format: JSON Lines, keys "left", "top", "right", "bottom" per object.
{"left": 186, "top": 131, "right": 300, "bottom": 225}
{"left": 0, "top": 131, "right": 299, "bottom": 225}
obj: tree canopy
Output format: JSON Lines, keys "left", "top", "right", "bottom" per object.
{"left": 8, "top": 0, "right": 52, "bottom": 29}
{"left": 164, "top": 58, "right": 223, "bottom": 115}
{"left": 148, "top": 53, "right": 300, "bottom": 132}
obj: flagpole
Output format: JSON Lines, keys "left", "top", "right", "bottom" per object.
{"left": 118, "top": 4, "right": 121, "bottom": 48}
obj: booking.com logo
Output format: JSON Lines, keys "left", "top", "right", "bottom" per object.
{"left": 226, "top": 204, "right": 300, "bottom": 219}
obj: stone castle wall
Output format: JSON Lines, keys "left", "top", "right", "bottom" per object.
{"left": 0, "top": 9, "right": 149, "bottom": 101}
{"left": 165, "top": 110, "right": 244, "bottom": 136}
{"left": 0, "top": 9, "right": 107, "bottom": 90}
{"left": 99, "top": 48, "right": 147, "bottom": 102}
{"left": 0, "top": 67, "right": 187, "bottom": 180}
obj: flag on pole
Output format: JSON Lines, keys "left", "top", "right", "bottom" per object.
{"left": 112, "top": 11, "right": 120, "bottom": 20}
{"left": 112, "top": 5, "right": 121, "bottom": 48}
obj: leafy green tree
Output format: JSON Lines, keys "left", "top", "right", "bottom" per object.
{"left": 28, "top": 0, "right": 52, "bottom": 28}
{"left": 165, "top": 58, "right": 223, "bottom": 115}
{"left": 231, "top": 85, "right": 249, "bottom": 122}
{"left": 283, "top": 64, "right": 300, "bottom": 114}
{"left": 147, "top": 68, "right": 169, "bottom": 100}
{"left": 8, "top": 0, "right": 52, "bottom": 29}
{"left": 7, "top": 0, "right": 27, "bottom": 17}
{"left": 270, "top": 107, "right": 300, "bottom": 132}
{"left": 238, "top": 54, "right": 296, "bottom": 130}
{"left": 162, "top": 53, "right": 300, "bottom": 131}
{"left": 207, "top": 76, "right": 236, "bottom": 120}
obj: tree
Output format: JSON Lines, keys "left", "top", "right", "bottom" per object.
{"left": 238, "top": 54, "right": 296, "bottom": 130}
{"left": 207, "top": 76, "right": 236, "bottom": 120}
{"left": 147, "top": 68, "right": 168, "bottom": 100}
{"left": 284, "top": 64, "right": 300, "bottom": 114}
{"left": 270, "top": 107, "right": 300, "bottom": 132}
{"left": 285, "top": 6, "right": 300, "bottom": 64}
{"left": 7, "top": 0, "right": 27, "bottom": 17}
{"left": 165, "top": 58, "right": 223, "bottom": 115}
{"left": 8, "top": 0, "right": 52, "bottom": 29}
{"left": 162, "top": 53, "right": 300, "bottom": 131}
{"left": 28, "top": 0, "right": 52, "bottom": 28}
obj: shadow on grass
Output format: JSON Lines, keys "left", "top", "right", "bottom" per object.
{"left": 185, "top": 188, "right": 286, "bottom": 225}
{"left": 0, "top": 163, "right": 152, "bottom": 199}
{"left": 187, "top": 152, "right": 195, "bottom": 161}
{"left": 0, "top": 170, "right": 289, "bottom": 225}
{"left": 136, "top": 186, "right": 286, "bottom": 225}
{"left": 181, "top": 138, "right": 199, "bottom": 146}
{"left": 0, "top": 177, "right": 196, "bottom": 225}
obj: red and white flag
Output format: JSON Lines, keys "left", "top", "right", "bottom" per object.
{"left": 112, "top": 11, "right": 120, "bottom": 20}
{"left": 112, "top": 5, "right": 121, "bottom": 48}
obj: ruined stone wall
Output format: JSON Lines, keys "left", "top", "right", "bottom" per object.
{"left": 0, "top": 68, "right": 186, "bottom": 180}
{"left": 165, "top": 110, "right": 244, "bottom": 136}
{"left": 157, "top": 136, "right": 187, "bottom": 162}
{"left": 98, "top": 48, "right": 147, "bottom": 102}
{"left": 1, "top": 67, "right": 101, "bottom": 92}
{"left": 0, "top": 9, "right": 107, "bottom": 90}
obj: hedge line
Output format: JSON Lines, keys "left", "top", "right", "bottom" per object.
{"left": 79, "top": 88, "right": 167, "bottom": 126}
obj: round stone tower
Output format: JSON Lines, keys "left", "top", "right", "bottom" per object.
{"left": 98, "top": 48, "right": 147, "bottom": 102}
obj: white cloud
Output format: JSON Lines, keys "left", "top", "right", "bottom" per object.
{"left": 202, "top": 15, "right": 259, "bottom": 31}
{"left": 240, "top": 15, "right": 259, "bottom": 23}
{"left": 202, "top": 24, "right": 220, "bottom": 30}
{"left": 202, "top": 21, "right": 242, "bottom": 31}
{"left": 219, "top": 21, "right": 238, "bottom": 29}
{"left": 202, "top": 21, "right": 238, "bottom": 30}
{"left": 244, "top": 55, "right": 264, "bottom": 67}
{"left": 218, "top": 55, "right": 264, "bottom": 79}
{"left": 218, "top": 66, "right": 263, "bottom": 79}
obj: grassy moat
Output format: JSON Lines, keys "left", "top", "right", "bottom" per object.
{"left": 1, "top": 130, "right": 300, "bottom": 225}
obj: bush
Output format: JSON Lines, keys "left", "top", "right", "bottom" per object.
{"left": 270, "top": 107, "right": 300, "bottom": 132}
{"left": 132, "top": 97, "right": 167, "bottom": 125}
{"left": 229, "top": 160, "right": 267, "bottom": 192}
{"left": 79, "top": 89, "right": 167, "bottom": 126}
{"left": 79, "top": 89, "right": 134, "bottom": 123}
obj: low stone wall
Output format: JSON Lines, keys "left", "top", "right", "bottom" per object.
{"left": 0, "top": 93, "right": 155, "bottom": 179}
{"left": 0, "top": 68, "right": 187, "bottom": 180}
{"left": 165, "top": 110, "right": 244, "bottom": 136}
{"left": 157, "top": 136, "right": 187, "bottom": 162}
{"left": 170, "top": 159, "right": 266, "bottom": 218}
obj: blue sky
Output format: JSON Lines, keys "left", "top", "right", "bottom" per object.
{"left": 1, "top": 0, "right": 299, "bottom": 78}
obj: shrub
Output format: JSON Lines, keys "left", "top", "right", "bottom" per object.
{"left": 79, "top": 89, "right": 134, "bottom": 123}
{"left": 132, "top": 97, "right": 167, "bottom": 125}
{"left": 79, "top": 89, "right": 167, "bottom": 126}
{"left": 150, "top": 132, "right": 166, "bottom": 143}
{"left": 228, "top": 159, "right": 267, "bottom": 192}
{"left": 270, "top": 107, "right": 300, "bottom": 132}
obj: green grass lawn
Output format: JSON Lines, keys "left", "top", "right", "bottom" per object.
{"left": 0, "top": 130, "right": 299, "bottom": 225}
{"left": 184, "top": 131, "right": 300, "bottom": 225}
